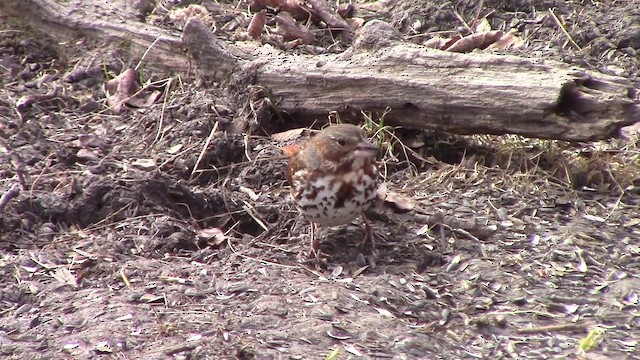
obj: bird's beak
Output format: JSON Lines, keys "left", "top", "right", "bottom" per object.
{"left": 354, "top": 140, "right": 379, "bottom": 158}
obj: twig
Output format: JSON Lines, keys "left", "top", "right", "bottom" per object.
{"left": 153, "top": 77, "right": 173, "bottom": 145}
{"left": 452, "top": 8, "right": 471, "bottom": 32}
{"left": 241, "top": 200, "right": 269, "bottom": 232}
{"left": 0, "top": 185, "right": 20, "bottom": 215}
{"left": 15, "top": 85, "right": 61, "bottom": 124}
{"left": 516, "top": 322, "right": 592, "bottom": 334}
{"left": 471, "top": 0, "right": 485, "bottom": 29}
{"left": 135, "top": 36, "right": 161, "bottom": 71}
{"left": 120, "top": 266, "right": 131, "bottom": 287}
{"left": 190, "top": 121, "right": 219, "bottom": 181}
{"left": 1, "top": 140, "right": 29, "bottom": 190}
{"left": 548, "top": 8, "right": 582, "bottom": 50}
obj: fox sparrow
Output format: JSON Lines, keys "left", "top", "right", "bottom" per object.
{"left": 283, "top": 124, "right": 380, "bottom": 258}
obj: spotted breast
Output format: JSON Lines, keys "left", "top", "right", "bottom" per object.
{"left": 283, "top": 124, "right": 380, "bottom": 256}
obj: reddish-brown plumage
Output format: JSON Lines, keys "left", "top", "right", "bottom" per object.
{"left": 282, "top": 124, "right": 380, "bottom": 257}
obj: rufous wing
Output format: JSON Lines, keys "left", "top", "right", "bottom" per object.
{"left": 281, "top": 145, "right": 301, "bottom": 186}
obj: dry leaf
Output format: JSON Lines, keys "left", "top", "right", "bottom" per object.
{"left": 439, "top": 33, "right": 462, "bottom": 50}
{"left": 271, "top": 127, "right": 305, "bottom": 143}
{"left": 377, "top": 184, "right": 415, "bottom": 212}
{"left": 331, "top": 265, "right": 343, "bottom": 277}
{"left": 623, "top": 218, "right": 640, "bottom": 227}
{"left": 273, "top": 12, "right": 315, "bottom": 44}
{"left": 248, "top": 11, "right": 267, "bottom": 39}
{"left": 337, "top": 4, "right": 356, "bottom": 19}
{"left": 131, "top": 158, "right": 156, "bottom": 170}
{"left": 376, "top": 307, "right": 395, "bottom": 318}
{"left": 423, "top": 36, "right": 449, "bottom": 49}
{"left": 473, "top": 18, "right": 492, "bottom": 33}
{"left": 76, "top": 148, "right": 100, "bottom": 162}
{"left": 343, "top": 344, "right": 363, "bottom": 356}
{"left": 445, "top": 30, "right": 504, "bottom": 52}
{"left": 166, "top": 144, "right": 183, "bottom": 154}
{"left": 486, "top": 29, "right": 525, "bottom": 50}
{"left": 52, "top": 267, "right": 78, "bottom": 287}
{"left": 126, "top": 89, "right": 162, "bottom": 108}
{"left": 198, "top": 227, "right": 226, "bottom": 245}
{"left": 105, "top": 70, "right": 162, "bottom": 112}
{"left": 302, "top": 0, "right": 350, "bottom": 30}
{"left": 105, "top": 68, "right": 140, "bottom": 113}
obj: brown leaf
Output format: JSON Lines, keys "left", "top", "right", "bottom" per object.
{"left": 105, "top": 68, "right": 138, "bottom": 97}
{"left": 303, "top": 0, "right": 350, "bottom": 30}
{"left": 248, "top": 11, "right": 267, "bottom": 39}
{"left": 445, "top": 30, "right": 504, "bottom": 52}
{"left": 337, "top": 4, "right": 356, "bottom": 19}
{"left": 126, "top": 89, "right": 162, "bottom": 108}
{"left": 52, "top": 268, "right": 78, "bottom": 287}
{"left": 377, "top": 184, "right": 415, "bottom": 213}
{"left": 282, "top": 0, "right": 309, "bottom": 19}
{"left": 423, "top": 36, "right": 449, "bottom": 49}
{"left": 273, "top": 12, "right": 315, "bottom": 44}
{"left": 197, "top": 228, "right": 226, "bottom": 246}
{"left": 440, "top": 34, "right": 462, "bottom": 50}
{"left": 144, "top": 90, "right": 162, "bottom": 106}
{"left": 486, "top": 29, "right": 525, "bottom": 51}
{"left": 105, "top": 68, "right": 140, "bottom": 113}
{"left": 271, "top": 128, "right": 305, "bottom": 143}
{"left": 131, "top": 158, "right": 157, "bottom": 170}
{"left": 473, "top": 17, "right": 492, "bottom": 33}
{"left": 76, "top": 148, "right": 100, "bottom": 162}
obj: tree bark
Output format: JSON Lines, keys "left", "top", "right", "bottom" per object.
{"left": 2, "top": 0, "right": 639, "bottom": 141}
{"left": 250, "top": 28, "right": 639, "bottom": 141}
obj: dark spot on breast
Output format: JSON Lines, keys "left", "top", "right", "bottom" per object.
{"left": 305, "top": 187, "right": 318, "bottom": 201}
{"left": 335, "top": 160, "right": 355, "bottom": 175}
{"left": 364, "top": 162, "right": 378, "bottom": 177}
{"left": 335, "top": 182, "right": 356, "bottom": 208}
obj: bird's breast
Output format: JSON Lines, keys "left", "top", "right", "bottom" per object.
{"left": 290, "top": 158, "right": 379, "bottom": 226}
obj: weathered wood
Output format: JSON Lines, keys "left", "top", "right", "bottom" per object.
{"left": 2, "top": 0, "right": 638, "bottom": 141}
{"left": 253, "top": 31, "right": 639, "bottom": 141}
{"left": 1, "top": 0, "right": 190, "bottom": 72}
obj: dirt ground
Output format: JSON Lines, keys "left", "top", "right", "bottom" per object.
{"left": 1, "top": 0, "right": 640, "bottom": 359}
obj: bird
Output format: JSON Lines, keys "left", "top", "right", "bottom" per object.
{"left": 282, "top": 124, "right": 380, "bottom": 258}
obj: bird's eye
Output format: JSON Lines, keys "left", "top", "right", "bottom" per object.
{"left": 336, "top": 138, "right": 347, "bottom": 146}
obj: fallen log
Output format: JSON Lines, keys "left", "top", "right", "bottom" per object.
{"left": 2, "top": 0, "right": 639, "bottom": 141}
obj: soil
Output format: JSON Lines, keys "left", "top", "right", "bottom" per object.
{"left": 1, "top": 0, "right": 640, "bottom": 359}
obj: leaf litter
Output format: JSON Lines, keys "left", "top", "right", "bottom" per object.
{"left": 1, "top": 0, "right": 640, "bottom": 359}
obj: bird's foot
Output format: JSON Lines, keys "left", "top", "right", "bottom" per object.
{"left": 306, "top": 223, "right": 321, "bottom": 259}
{"left": 359, "top": 214, "right": 374, "bottom": 248}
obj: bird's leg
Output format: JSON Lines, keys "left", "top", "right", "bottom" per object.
{"left": 360, "top": 214, "right": 374, "bottom": 249}
{"left": 307, "top": 222, "right": 320, "bottom": 259}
